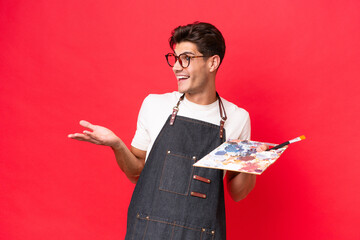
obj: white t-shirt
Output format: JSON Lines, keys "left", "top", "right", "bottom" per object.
{"left": 131, "top": 91, "right": 251, "bottom": 160}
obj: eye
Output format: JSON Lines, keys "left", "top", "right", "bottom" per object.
{"left": 184, "top": 55, "right": 191, "bottom": 61}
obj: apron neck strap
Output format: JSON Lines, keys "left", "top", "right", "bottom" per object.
{"left": 169, "top": 94, "right": 185, "bottom": 126}
{"left": 170, "top": 93, "right": 227, "bottom": 139}
{"left": 217, "top": 92, "right": 227, "bottom": 139}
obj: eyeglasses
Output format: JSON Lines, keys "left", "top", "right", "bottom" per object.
{"left": 165, "top": 53, "right": 208, "bottom": 68}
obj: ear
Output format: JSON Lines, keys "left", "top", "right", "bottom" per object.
{"left": 208, "top": 55, "right": 221, "bottom": 72}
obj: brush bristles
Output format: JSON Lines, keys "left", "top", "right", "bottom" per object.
{"left": 300, "top": 135, "right": 306, "bottom": 140}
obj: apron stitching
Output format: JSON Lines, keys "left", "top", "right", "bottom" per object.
{"left": 138, "top": 216, "right": 206, "bottom": 232}
{"left": 175, "top": 116, "right": 220, "bottom": 129}
{"left": 142, "top": 217, "right": 149, "bottom": 240}
{"left": 187, "top": 157, "right": 197, "bottom": 197}
{"left": 174, "top": 223, "right": 202, "bottom": 231}
{"left": 158, "top": 153, "right": 189, "bottom": 195}
{"left": 186, "top": 158, "right": 196, "bottom": 195}
{"left": 131, "top": 214, "right": 139, "bottom": 240}
{"left": 145, "top": 115, "right": 171, "bottom": 161}
{"left": 158, "top": 188, "right": 188, "bottom": 195}
{"left": 158, "top": 152, "right": 196, "bottom": 196}
{"left": 170, "top": 222, "right": 175, "bottom": 240}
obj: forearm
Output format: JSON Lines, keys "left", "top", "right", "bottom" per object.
{"left": 68, "top": 120, "right": 146, "bottom": 183}
{"left": 111, "top": 139, "right": 145, "bottom": 184}
{"left": 226, "top": 171, "right": 256, "bottom": 202}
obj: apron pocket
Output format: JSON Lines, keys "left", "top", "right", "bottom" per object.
{"left": 131, "top": 214, "right": 172, "bottom": 240}
{"left": 132, "top": 213, "right": 215, "bottom": 240}
{"left": 159, "top": 151, "right": 195, "bottom": 195}
{"left": 172, "top": 224, "right": 215, "bottom": 240}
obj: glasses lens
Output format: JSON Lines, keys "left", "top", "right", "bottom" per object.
{"left": 166, "top": 53, "right": 176, "bottom": 67}
{"left": 179, "top": 54, "right": 190, "bottom": 68}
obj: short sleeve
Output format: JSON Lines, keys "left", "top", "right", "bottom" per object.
{"left": 239, "top": 113, "right": 251, "bottom": 140}
{"left": 131, "top": 96, "right": 151, "bottom": 151}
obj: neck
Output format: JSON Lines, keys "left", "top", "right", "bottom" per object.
{"left": 185, "top": 90, "right": 217, "bottom": 105}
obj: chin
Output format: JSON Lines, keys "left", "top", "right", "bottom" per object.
{"left": 177, "top": 80, "right": 191, "bottom": 93}
{"left": 178, "top": 88, "right": 191, "bottom": 94}
{"left": 177, "top": 86, "right": 187, "bottom": 94}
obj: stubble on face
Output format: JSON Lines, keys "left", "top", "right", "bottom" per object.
{"left": 173, "top": 42, "right": 211, "bottom": 98}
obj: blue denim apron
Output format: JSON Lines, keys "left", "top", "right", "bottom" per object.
{"left": 126, "top": 94, "right": 227, "bottom": 240}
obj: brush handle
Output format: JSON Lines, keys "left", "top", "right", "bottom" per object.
{"left": 266, "top": 141, "right": 290, "bottom": 151}
{"left": 265, "top": 135, "right": 305, "bottom": 151}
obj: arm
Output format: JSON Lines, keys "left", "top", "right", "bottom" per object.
{"left": 112, "top": 142, "right": 146, "bottom": 184}
{"left": 226, "top": 171, "right": 256, "bottom": 202}
{"left": 225, "top": 144, "right": 268, "bottom": 201}
{"left": 68, "top": 120, "right": 146, "bottom": 184}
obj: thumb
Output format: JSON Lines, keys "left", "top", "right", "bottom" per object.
{"left": 79, "top": 120, "right": 95, "bottom": 130}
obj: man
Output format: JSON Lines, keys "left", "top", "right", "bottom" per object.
{"left": 68, "top": 22, "right": 257, "bottom": 239}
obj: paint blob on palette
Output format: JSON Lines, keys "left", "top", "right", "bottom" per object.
{"left": 193, "top": 139, "right": 287, "bottom": 175}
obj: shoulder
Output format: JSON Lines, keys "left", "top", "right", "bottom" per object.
{"left": 142, "top": 91, "right": 181, "bottom": 107}
{"left": 139, "top": 91, "right": 181, "bottom": 121}
{"left": 221, "top": 97, "right": 250, "bottom": 120}
{"left": 220, "top": 97, "right": 251, "bottom": 140}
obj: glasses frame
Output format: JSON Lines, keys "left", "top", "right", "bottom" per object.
{"left": 165, "top": 53, "right": 208, "bottom": 68}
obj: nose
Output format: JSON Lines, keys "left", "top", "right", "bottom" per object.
{"left": 172, "top": 59, "right": 183, "bottom": 72}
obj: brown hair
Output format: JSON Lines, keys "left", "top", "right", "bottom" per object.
{"left": 169, "top": 22, "right": 226, "bottom": 66}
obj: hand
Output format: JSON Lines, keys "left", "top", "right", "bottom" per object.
{"left": 68, "top": 120, "right": 120, "bottom": 148}
{"left": 256, "top": 144, "right": 268, "bottom": 152}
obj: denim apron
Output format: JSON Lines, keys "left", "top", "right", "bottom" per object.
{"left": 126, "top": 94, "right": 227, "bottom": 240}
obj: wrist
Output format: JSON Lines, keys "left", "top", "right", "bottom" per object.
{"left": 110, "top": 137, "right": 123, "bottom": 150}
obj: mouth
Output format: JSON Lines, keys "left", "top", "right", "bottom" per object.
{"left": 176, "top": 75, "right": 190, "bottom": 81}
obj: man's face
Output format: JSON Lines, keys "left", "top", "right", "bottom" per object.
{"left": 173, "top": 41, "right": 211, "bottom": 96}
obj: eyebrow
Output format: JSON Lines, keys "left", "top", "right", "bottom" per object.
{"left": 175, "top": 51, "right": 196, "bottom": 55}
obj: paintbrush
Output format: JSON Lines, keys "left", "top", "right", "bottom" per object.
{"left": 266, "top": 135, "right": 306, "bottom": 151}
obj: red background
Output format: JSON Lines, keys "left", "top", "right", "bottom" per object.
{"left": 1, "top": 0, "right": 359, "bottom": 239}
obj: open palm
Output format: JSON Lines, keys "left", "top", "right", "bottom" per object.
{"left": 68, "top": 120, "right": 120, "bottom": 148}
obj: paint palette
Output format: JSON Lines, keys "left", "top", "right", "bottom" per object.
{"left": 193, "top": 139, "right": 287, "bottom": 175}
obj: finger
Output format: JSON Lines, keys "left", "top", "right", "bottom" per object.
{"left": 68, "top": 133, "right": 101, "bottom": 144}
{"left": 79, "top": 120, "right": 95, "bottom": 130}
{"left": 68, "top": 133, "right": 91, "bottom": 141}
{"left": 68, "top": 133, "right": 82, "bottom": 138}
{"left": 83, "top": 130, "right": 95, "bottom": 138}
{"left": 83, "top": 130, "right": 103, "bottom": 143}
